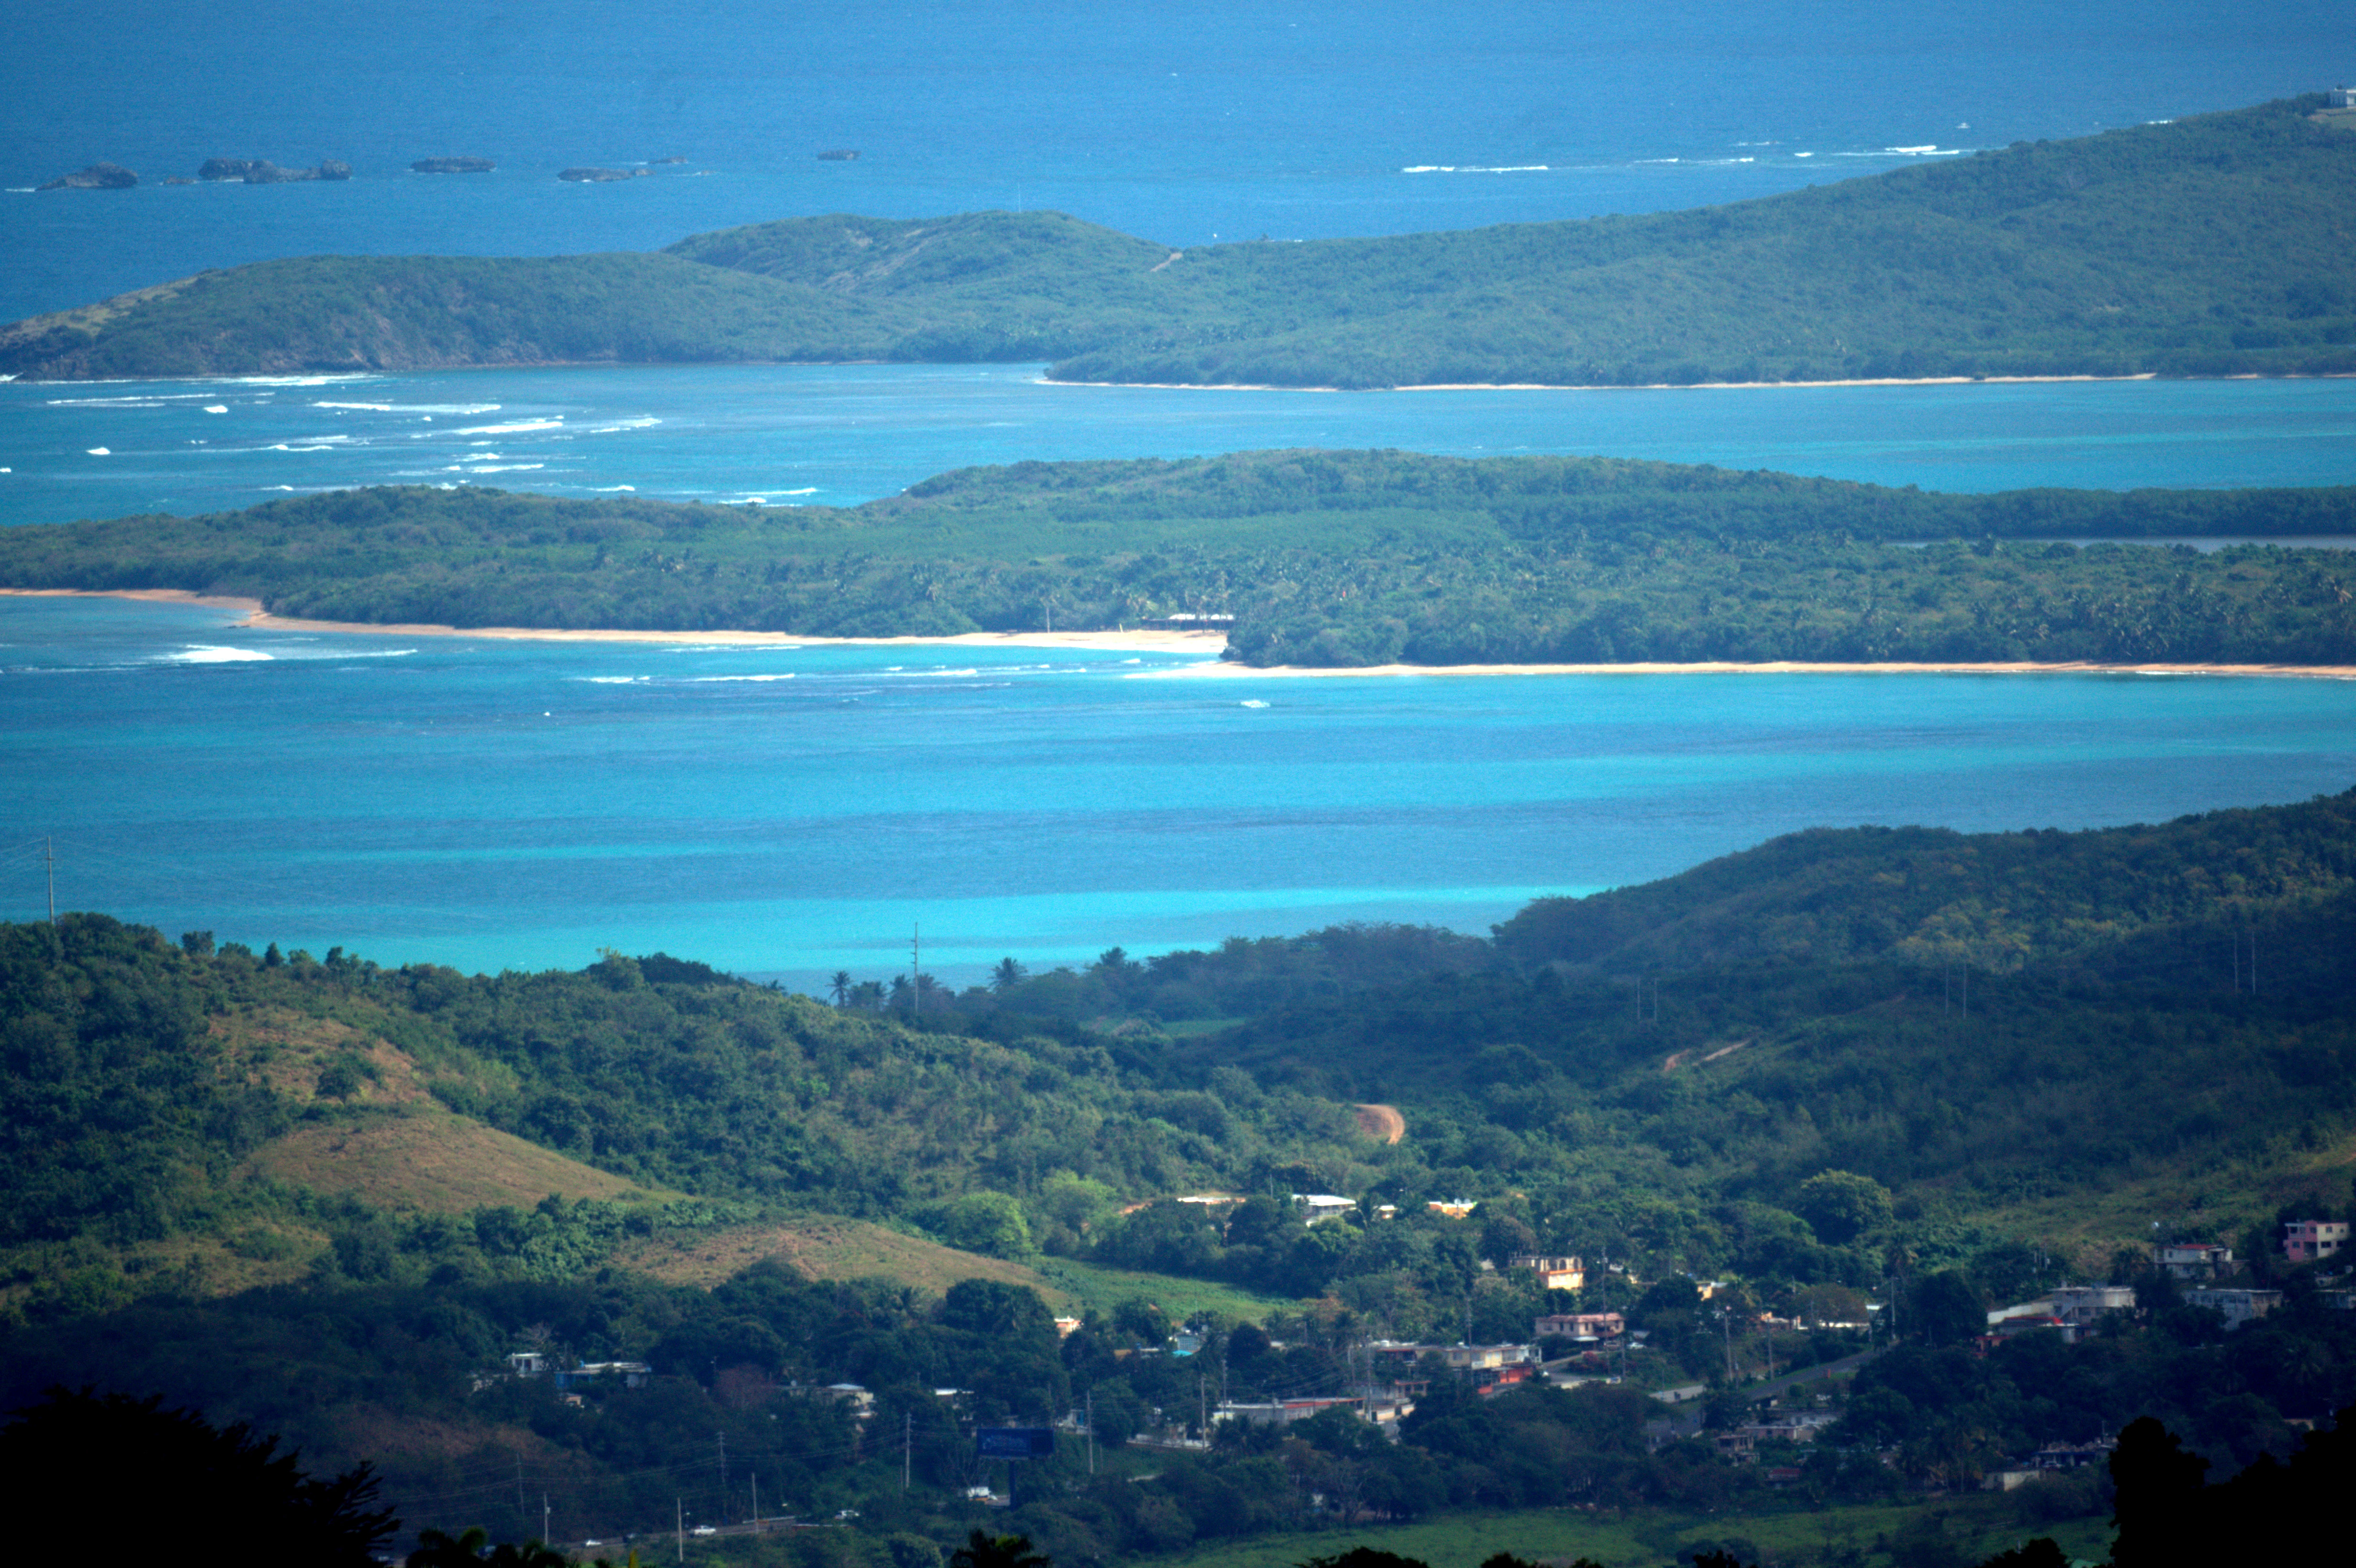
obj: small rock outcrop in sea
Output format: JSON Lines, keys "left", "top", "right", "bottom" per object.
{"left": 650, "top": 155, "right": 687, "bottom": 164}
{"left": 412, "top": 156, "right": 495, "bottom": 173}
{"left": 558, "top": 166, "right": 650, "bottom": 182}
{"left": 36, "top": 162, "right": 137, "bottom": 190}
{"left": 816, "top": 148, "right": 860, "bottom": 160}
{"left": 202, "top": 158, "right": 351, "bottom": 183}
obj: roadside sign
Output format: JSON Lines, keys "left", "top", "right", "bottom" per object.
{"left": 976, "top": 1426, "right": 1055, "bottom": 1459}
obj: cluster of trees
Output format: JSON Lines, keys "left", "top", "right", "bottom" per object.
{"left": 9, "top": 97, "right": 2353, "bottom": 388}
{"left": 2, "top": 449, "right": 2353, "bottom": 665}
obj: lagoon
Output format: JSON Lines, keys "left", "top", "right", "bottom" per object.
{"left": 2, "top": 591, "right": 2350, "bottom": 990}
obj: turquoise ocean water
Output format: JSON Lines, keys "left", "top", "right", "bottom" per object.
{"left": 4, "top": 2, "right": 2353, "bottom": 987}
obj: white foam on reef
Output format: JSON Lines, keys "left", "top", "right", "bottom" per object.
{"left": 467, "top": 463, "right": 545, "bottom": 473}
{"left": 316, "top": 402, "right": 500, "bottom": 414}
{"left": 1240, "top": 699, "right": 1271, "bottom": 708}
{"left": 47, "top": 392, "right": 221, "bottom": 406}
{"left": 454, "top": 418, "right": 563, "bottom": 435}
{"left": 204, "top": 405, "right": 228, "bottom": 414}
{"left": 589, "top": 485, "right": 636, "bottom": 491}
{"left": 226, "top": 375, "right": 375, "bottom": 387}
{"left": 164, "top": 645, "right": 273, "bottom": 663}
{"left": 779, "top": 487, "right": 818, "bottom": 495}
{"left": 687, "top": 673, "right": 799, "bottom": 683}
{"left": 576, "top": 675, "right": 646, "bottom": 684}
{"left": 85, "top": 447, "right": 110, "bottom": 455}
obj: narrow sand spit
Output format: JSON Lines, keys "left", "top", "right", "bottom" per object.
{"left": 9, "top": 589, "right": 2356, "bottom": 678}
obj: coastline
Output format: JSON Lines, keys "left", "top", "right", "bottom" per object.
{"left": 8, "top": 589, "right": 2355, "bottom": 680}
{"left": 0, "top": 588, "right": 1232, "bottom": 653}
{"left": 1038, "top": 370, "right": 2356, "bottom": 394}
{"left": 1149, "top": 656, "right": 2356, "bottom": 681}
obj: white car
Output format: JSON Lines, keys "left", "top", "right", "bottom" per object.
{"left": 691, "top": 1524, "right": 718, "bottom": 1536}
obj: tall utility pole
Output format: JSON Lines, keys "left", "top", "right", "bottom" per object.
{"left": 676, "top": 1499, "right": 685, "bottom": 1563}
{"left": 45, "top": 837, "right": 55, "bottom": 926}
{"left": 1085, "top": 1390, "right": 1095, "bottom": 1474}
{"left": 912, "top": 924, "right": 921, "bottom": 1019}
{"left": 515, "top": 1456, "right": 525, "bottom": 1532}
{"left": 904, "top": 1411, "right": 912, "bottom": 1490}
{"left": 718, "top": 1430, "right": 728, "bottom": 1515}
{"left": 542, "top": 1496, "right": 550, "bottom": 1546}
{"left": 753, "top": 1472, "right": 760, "bottom": 1530}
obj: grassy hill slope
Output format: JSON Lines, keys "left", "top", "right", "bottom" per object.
{"left": 3, "top": 97, "right": 2351, "bottom": 385}
{"left": 4, "top": 452, "right": 2355, "bottom": 665}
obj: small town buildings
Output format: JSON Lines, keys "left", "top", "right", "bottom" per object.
{"left": 2331, "top": 85, "right": 2356, "bottom": 109}
{"left": 2048, "top": 1285, "right": 2136, "bottom": 1328}
{"left": 554, "top": 1361, "right": 651, "bottom": 1390}
{"left": 1214, "top": 1397, "right": 1366, "bottom": 1426}
{"left": 1427, "top": 1199, "right": 1478, "bottom": 1219}
{"left": 506, "top": 1351, "right": 550, "bottom": 1377}
{"left": 2182, "top": 1287, "right": 2284, "bottom": 1328}
{"left": 2158, "top": 1241, "right": 2234, "bottom": 1279}
{"left": 1367, "top": 1340, "right": 1533, "bottom": 1373}
{"left": 1509, "top": 1253, "right": 1586, "bottom": 1291}
{"left": 1292, "top": 1193, "right": 1358, "bottom": 1225}
{"left": 2283, "top": 1220, "right": 2349, "bottom": 1263}
{"left": 1535, "top": 1311, "right": 1625, "bottom": 1341}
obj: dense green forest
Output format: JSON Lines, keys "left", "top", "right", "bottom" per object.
{"left": 4, "top": 790, "right": 2355, "bottom": 1560}
{"left": 3, "top": 97, "right": 2351, "bottom": 385}
{"left": 4, "top": 452, "right": 2355, "bottom": 665}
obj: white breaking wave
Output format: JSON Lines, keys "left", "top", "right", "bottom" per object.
{"left": 85, "top": 447, "right": 111, "bottom": 456}
{"left": 576, "top": 675, "right": 647, "bottom": 684}
{"left": 165, "top": 645, "right": 273, "bottom": 663}
{"left": 779, "top": 487, "right": 818, "bottom": 496}
{"left": 454, "top": 418, "right": 564, "bottom": 435}
{"left": 467, "top": 464, "right": 546, "bottom": 473}
{"left": 315, "top": 401, "right": 501, "bottom": 414}
{"left": 204, "top": 405, "right": 228, "bottom": 414}
{"left": 227, "top": 374, "right": 375, "bottom": 387}
{"left": 1240, "top": 699, "right": 1271, "bottom": 708}
{"left": 687, "top": 673, "right": 799, "bottom": 682}
{"left": 590, "top": 485, "right": 636, "bottom": 492}
{"left": 1402, "top": 164, "right": 1550, "bottom": 174}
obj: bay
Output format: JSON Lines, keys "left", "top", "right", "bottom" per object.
{"left": 8, "top": 368, "right": 2356, "bottom": 529}
{"left": 2, "top": 593, "right": 2350, "bottom": 990}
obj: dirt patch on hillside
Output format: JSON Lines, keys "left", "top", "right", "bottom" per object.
{"left": 611, "top": 1216, "right": 1071, "bottom": 1305}
{"left": 1353, "top": 1104, "right": 1406, "bottom": 1144}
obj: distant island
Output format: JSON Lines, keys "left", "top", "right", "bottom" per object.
{"left": 4, "top": 449, "right": 2353, "bottom": 668}
{"left": 34, "top": 162, "right": 135, "bottom": 190}
{"left": 1, "top": 96, "right": 2349, "bottom": 385}
{"left": 198, "top": 157, "right": 350, "bottom": 184}
{"left": 410, "top": 156, "right": 495, "bottom": 174}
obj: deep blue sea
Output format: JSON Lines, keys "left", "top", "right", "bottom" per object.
{"left": 4, "top": 2, "right": 2353, "bottom": 987}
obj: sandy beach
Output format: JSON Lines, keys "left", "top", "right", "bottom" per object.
{"left": 9, "top": 588, "right": 2355, "bottom": 679}
{"left": 0, "top": 587, "right": 1233, "bottom": 654}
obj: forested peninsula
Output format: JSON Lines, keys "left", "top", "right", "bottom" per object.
{"left": 5, "top": 788, "right": 2355, "bottom": 1563}
{"left": 2, "top": 96, "right": 2351, "bottom": 386}
{"left": 5, "top": 450, "right": 2356, "bottom": 667}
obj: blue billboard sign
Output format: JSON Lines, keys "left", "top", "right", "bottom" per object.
{"left": 976, "top": 1426, "right": 1056, "bottom": 1460}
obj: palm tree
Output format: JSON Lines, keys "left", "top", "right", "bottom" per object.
{"left": 990, "top": 957, "right": 1026, "bottom": 992}
{"left": 950, "top": 1532, "right": 1051, "bottom": 1568}
{"left": 829, "top": 969, "right": 852, "bottom": 1006}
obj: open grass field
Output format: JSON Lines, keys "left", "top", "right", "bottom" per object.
{"left": 609, "top": 1217, "right": 1072, "bottom": 1303}
{"left": 1124, "top": 1498, "right": 2113, "bottom": 1568}
{"left": 1038, "top": 1258, "right": 1309, "bottom": 1323}
{"left": 244, "top": 1110, "right": 669, "bottom": 1212}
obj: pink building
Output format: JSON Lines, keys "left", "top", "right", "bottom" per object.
{"left": 2284, "top": 1220, "right": 2350, "bottom": 1263}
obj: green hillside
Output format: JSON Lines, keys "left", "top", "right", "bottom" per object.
{"left": 3, "top": 96, "right": 2351, "bottom": 385}
{"left": 5, "top": 451, "right": 2356, "bottom": 665}
{"left": 6, "top": 790, "right": 2356, "bottom": 1560}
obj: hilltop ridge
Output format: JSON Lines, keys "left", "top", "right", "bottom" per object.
{"left": 2, "top": 97, "right": 2350, "bottom": 386}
